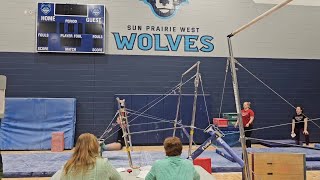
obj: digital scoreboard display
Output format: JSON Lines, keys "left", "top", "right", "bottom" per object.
{"left": 37, "top": 3, "right": 105, "bottom": 53}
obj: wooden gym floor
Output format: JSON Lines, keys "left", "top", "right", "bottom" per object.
{"left": 2, "top": 144, "right": 320, "bottom": 180}
{"left": 2, "top": 171, "right": 320, "bottom": 180}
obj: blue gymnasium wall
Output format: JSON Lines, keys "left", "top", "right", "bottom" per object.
{"left": 0, "top": 52, "right": 320, "bottom": 143}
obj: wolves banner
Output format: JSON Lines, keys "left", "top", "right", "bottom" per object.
{"left": 108, "top": 0, "right": 215, "bottom": 56}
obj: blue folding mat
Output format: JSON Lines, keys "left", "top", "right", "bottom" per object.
{"left": 257, "top": 139, "right": 296, "bottom": 147}
{"left": 216, "top": 147, "right": 320, "bottom": 161}
{"left": 0, "top": 98, "right": 76, "bottom": 150}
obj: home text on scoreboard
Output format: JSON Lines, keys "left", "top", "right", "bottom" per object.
{"left": 37, "top": 3, "right": 105, "bottom": 53}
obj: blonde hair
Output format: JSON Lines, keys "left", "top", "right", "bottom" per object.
{"left": 244, "top": 102, "right": 251, "bottom": 108}
{"left": 63, "top": 133, "right": 99, "bottom": 175}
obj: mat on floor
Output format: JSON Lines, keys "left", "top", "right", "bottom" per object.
{"left": 216, "top": 147, "right": 320, "bottom": 161}
{"left": 257, "top": 139, "right": 297, "bottom": 147}
{"left": 2, "top": 147, "right": 320, "bottom": 177}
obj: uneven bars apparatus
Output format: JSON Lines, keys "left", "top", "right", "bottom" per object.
{"left": 227, "top": 0, "right": 293, "bottom": 179}
{"left": 119, "top": 62, "right": 201, "bottom": 167}
{"left": 173, "top": 62, "right": 200, "bottom": 136}
{"left": 172, "top": 61, "right": 201, "bottom": 158}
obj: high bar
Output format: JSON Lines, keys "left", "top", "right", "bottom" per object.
{"left": 228, "top": 0, "right": 293, "bottom": 37}
{"left": 182, "top": 61, "right": 200, "bottom": 76}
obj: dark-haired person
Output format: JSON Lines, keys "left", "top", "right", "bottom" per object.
{"left": 291, "top": 106, "right": 309, "bottom": 146}
{"left": 234, "top": 102, "right": 255, "bottom": 148}
{"left": 101, "top": 117, "right": 125, "bottom": 151}
{"left": 145, "top": 137, "right": 200, "bottom": 180}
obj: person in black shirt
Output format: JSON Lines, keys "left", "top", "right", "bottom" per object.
{"left": 291, "top": 106, "right": 309, "bottom": 145}
{"left": 101, "top": 117, "right": 125, "bottom": 151}
{"left": 102, "top": 130, "right": 125, "bottom": 151}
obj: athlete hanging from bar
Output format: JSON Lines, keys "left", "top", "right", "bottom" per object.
{"left": 291, "top": 106, "right": 310, "bottom": 146}
{"left": 234, "top": 102, "right": 255, "bottom": 148}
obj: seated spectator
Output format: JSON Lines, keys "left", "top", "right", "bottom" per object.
{"left": 54, "top": 133, "right": 122, "bottom": 180}
{"left": 145, "top": 137, "right": 200, "bottom": 180}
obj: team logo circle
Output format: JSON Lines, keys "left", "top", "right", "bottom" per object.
{"left": 92, "top": 7, "right": 102, "bottom": 17}
{"left": 143, "top": 0, "right": 188, "bottom": 18}
{"left": 40, "top": 4, "right": 51, "bottom": 15}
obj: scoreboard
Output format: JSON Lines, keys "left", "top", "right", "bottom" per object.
{"left": 37, "top": 3, "right": 105, "bottom": 53}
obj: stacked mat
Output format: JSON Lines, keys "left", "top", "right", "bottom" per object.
{"left": 0, "top": 98, "right": 76, "bottom": 150}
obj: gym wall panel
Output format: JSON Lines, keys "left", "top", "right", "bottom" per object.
{"left": 253, "top": 0, "right": 320, "bottom": 6}
{"left": 0, "top": 0, "right": 319, "bottom": 59}
{"left": 1, "top": 52, "right": 320, "bottom": 143}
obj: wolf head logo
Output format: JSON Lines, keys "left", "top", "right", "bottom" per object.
{"left": 40, "top": 4, "right": 51, "bottom": 15}
{"left": 143, "top": 0, "right": 188, "bottom": 18}
{"left": 92, "top": 7, "right": 102, "bottom": 17}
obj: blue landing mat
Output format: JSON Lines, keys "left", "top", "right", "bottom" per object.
{"left": 3, "top": 147, "right": 320, "bottom": 177}
{"left": 217, "top": 147, "right": 320, "bottom": 161}
{"left": 257, "top": 139, "right": 320, "bottom": 150}
{"left": 257, "top": 139, "right": 296, "bottom": 147}
{"left": 3, "top": 153, "right": 72, "bottom": 177}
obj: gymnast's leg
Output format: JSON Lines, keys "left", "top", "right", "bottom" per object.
{"left": 102, "top": 142, "right": 123, "bottom": 151}
{"left": 294, "top": 127, "right": 301, "bottom": 145}
{"left": 101, "top": 129, "right": 125, "bottom": 151}
{"left": 304, "top": 132, "right": 310, "bottom": 146}
{"left": 244, "top": 125, "right": 253, "bottom": 148}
